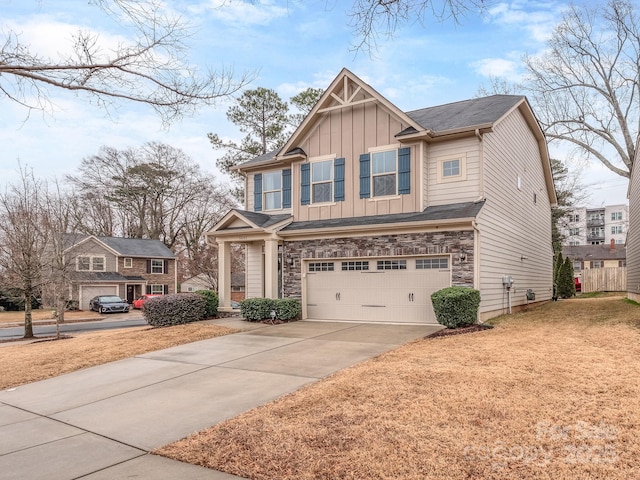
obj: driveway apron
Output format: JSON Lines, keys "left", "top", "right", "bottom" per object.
{"left": 0, "top": 319, "right": 442, "bottom": 480}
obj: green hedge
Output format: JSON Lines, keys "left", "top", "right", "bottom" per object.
{"left": 194, "top": 289, "right": 219, "bottom": 318}
{"left": 143, "top": 293, "right": 206, "bottom": 327}
{"left": 430, "top": 286, "right": 480, "bottom": 329}
{"left": 239, "top": 298, "right": 301, "bottom": 322}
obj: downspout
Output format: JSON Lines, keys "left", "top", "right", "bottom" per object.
{"left": 475, "top": 128, "right": 485, "bottom": 199}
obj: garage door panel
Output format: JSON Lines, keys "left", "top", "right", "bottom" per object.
{"left": 305, "top": 258, "right": 451, "bottom": 324}
{"left": 80, "top": 286, "right": 118, "bottom": 310}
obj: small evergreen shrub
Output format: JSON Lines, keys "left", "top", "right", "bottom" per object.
{"left": 431, "top": 286, "right": 480, "bottom": 328}
{"left": 557, "top": 257, "right": 576, "bottom": 298}
{"left": 194, "top": 289, "right": 219, "bottom": 318}
{"left": 143, "top": 293, "right": 206, "bottom": 327}
{"left": 239, "top": 298, "right": 301, "bottom": 322}
{"left": 275, "top": 298, "right": 302, "bottom": 321}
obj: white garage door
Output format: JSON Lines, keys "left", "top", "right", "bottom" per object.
{"left": 305, "top": 257, "right": 451, "bottom": 324}
{"left": 80, "top": 285, "right": 118, "bottom": 310}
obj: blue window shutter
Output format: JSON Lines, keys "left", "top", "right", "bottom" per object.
{"left": 398, "top": 147, "right": 411, "bottom": 195}
{"left": 254, "top": 174, "right": 262, "bottom": 212}
{"left": 359, "top": 153, "right": 370, "bottom": 199}
{"left": 301, "top": 164, "right": 310, "bottom": 205}
{"left": 282, "top": 169, "right": 291, "bottom": 208}
{"left": 334, "top": 158, "right": 345, "bottom": 201}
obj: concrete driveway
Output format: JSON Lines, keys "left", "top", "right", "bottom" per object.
{"left": 0, "top": 318, "right": 442, "bottom": 480}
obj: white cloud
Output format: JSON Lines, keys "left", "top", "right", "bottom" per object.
{"left": 486, "top": 1, "right": 567, "bottom": 43}
{"left": 471, "top": 56, "right": 522, "bottom": 81}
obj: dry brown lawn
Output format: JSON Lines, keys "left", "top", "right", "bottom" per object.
{"left": 157, "top": 297, "right": 640, "bottom": 480}
{"left": 0, "top": 309, "right": 102, "bottom": 325}
{"left": 0, "top": 323, "right": 237, "bottom": 390}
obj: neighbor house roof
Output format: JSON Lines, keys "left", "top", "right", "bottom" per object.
{"left": 65, "top": 234, "right": 175, "bottom": 258}
{"left": 280, "top": 201, "right": 485, "bottom": 232}
{"left": 562, "top": 244, "right": 626, "bottom": 261}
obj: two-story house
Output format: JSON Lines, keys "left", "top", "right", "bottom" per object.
{"left": 207, "top": 69, "right": 557, "bottom": 323}
{"left": 626, "top": 134, "right": 640, "bottom": 301}
{"left": 64, "top": 235, "right": 177, "bottom": 310}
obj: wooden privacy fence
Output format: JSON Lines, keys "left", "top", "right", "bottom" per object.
{"left": 581, "top": 267, "right": 627, "bottom": 293}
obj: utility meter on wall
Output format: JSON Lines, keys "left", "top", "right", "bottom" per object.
{"left": 502, "top": 275, "right": 514, "bottom": 289}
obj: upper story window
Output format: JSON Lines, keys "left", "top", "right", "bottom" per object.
{"left": 372, "top": 150, "right": 397, "bottom": 197}
{"left": 254, "top": 169, "right": 291, "bottom": 212}
{"left": 442, "top": 159, "right": 460, "bottom": 177}
{"left": 437, "top": 154, "right": 466, "bottom": 183}
{"left": 263, "top": 172, "right": 282, "bottom": 210}
{"left": 611, "top": 211, "right": 623, "bottom": 221}
{"left": 312, "top": 160, "right": 333, "bottom": 203}
{"left": 150, "top": 259, "right": 165, "bottom": 274}
{"left": 612, "top": 225, "right": 624, "bottom": 234}
{"left": 77, "top": 255, "right": 106, "bottom": 272}
{"left": 359, "top": 147, "right": 410, "bottom": 199}
{"left": 568, "top": 214, "right": 580, "bottom": 222}
{"left": 569, "top": 228, "right": 580, "bottom": 235}
{"left": 573, "top": 261, "right": 582, "bottom": 271}
{"left": 123, "top": 257, "right": 133, "bottom": 268}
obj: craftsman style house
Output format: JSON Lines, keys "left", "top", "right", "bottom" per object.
{"left": 207, "top": 69, "right": 557, "bottom": 323}
{"left": 64, "top": 235, "right": 177, "bottom": 310}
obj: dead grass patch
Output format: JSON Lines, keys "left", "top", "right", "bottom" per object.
{"left": 0, "top": 309, "right": 102, "bottom": 325}
{"left": 0, "top": 323, "right": 237, "bottom": 390}
{"left": 157, "top": 298, "right": 640, "bottom": 479}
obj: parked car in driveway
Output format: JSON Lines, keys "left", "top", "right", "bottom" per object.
{"left": 89, "top": 295, "right": 130, "bottom": 313}
{"left": 132, "top": 294, "right": 162, "bottom": 309}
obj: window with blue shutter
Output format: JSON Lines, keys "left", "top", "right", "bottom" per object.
{"left": 398, "top": 147, "right": 411, "bottom": 195}
{"left": 254, "top": 174, "right": 262, "bottom": 212}
{"left": 282, "top": 168, "right": 291, "bottom": 208}
{"left": 359, "top": 153, "right": 370, "bottom": 198}
{"left": 301, "top": 163, "right": 310, "bottom": 205}
{"left": 334, "top": 158, "right": 345, "bottom": 201}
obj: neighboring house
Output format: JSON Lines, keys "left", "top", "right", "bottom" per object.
{"left": 627, "top": 136, "right": 640, "bottom": 301}
{"left": 563, "top": 241, "right": 626, "bottom": 276}
{"left": 207, "top": 69, "right": 557, "bottom": 323}
{"left": 181, "top": 272, "right": 246, "bottom": 301}
{"left": 64, "top": 235, "right": 177, "bottom": 310}
{"left": 559, "top": 205, "right": 628, "bottom": 246}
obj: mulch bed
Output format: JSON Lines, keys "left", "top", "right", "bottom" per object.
{"left": 426, "top": 323, "right": 493, "bottom": 338}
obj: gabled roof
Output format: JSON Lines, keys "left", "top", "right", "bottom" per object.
{"left": 404, "top": 95, "right": 524, "bottom": 134}
{"left": 65, "top": 234, "right": 175, "bottom": 258}
{"left": 280, "top": 201, "right": 485, "bottom": 232}
{"left": 563, "top": 244, "right": 626, "bottom": 261}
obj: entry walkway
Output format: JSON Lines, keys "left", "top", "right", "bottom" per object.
{"left": 0, "top": 319, "right": 442, "bottom": 480}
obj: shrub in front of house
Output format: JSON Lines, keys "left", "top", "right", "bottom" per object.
{"left": 239, "top": 298, "right": 301, "bottom": 322}
{"left": 143, "top": 293, "right": 206, "bottom": 327}
{"left": 194, "top": 289, "right": 219, "bottom": 318}
{"left": 431, "top": 286, "right": 480, "bottom": 328}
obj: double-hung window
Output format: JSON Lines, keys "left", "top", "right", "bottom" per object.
{"left": 611, "top": 211, "right": 622, "bottom": 221}
{"left": 312, "top": 160, "right": 333, "bottom": 203}
{"left": 371, "top": 150, "right": 397, "bottom": 197}
{"left": 263, "top": 172, "right": 282, "bottom": 210}
{"left": 151, "top": 259, "right": 164, "bottom": 274}
{"left": 77, "top": 255, "right": 105, "bottom": 272}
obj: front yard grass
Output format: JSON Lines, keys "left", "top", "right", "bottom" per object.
{"left": 0, "top": 323, "right": 237, "bottom": 390}
{"left": 157, "top": 297, "right": 640, "bottom": 479}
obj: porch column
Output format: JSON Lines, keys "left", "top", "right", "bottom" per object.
{"left": 264, "top": 238, "right": 279, "bottom": 299}
{"left": 217, "top": 240, "right": 232, "bottom": 309}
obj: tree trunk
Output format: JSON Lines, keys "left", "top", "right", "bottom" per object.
{"left": 23, "top": 291, "right": 34, "bottom": 338}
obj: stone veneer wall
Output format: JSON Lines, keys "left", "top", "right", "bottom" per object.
{"left": 282, "top": 231, "right": 475, "bottom": 299}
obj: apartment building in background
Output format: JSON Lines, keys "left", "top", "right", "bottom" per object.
{"left": 559, "top": 204, "right": 628, "bottom": 246}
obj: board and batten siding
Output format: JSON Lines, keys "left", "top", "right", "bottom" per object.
{"left": 476, "top": 108, "right": 554, "bottom": 320}
{"left": 292, "top": 102, "right": 421, "bottom": 222}
{"left": 246, "top": 169, "right": 293, "bottom": 215}
{"left": 245, "top": 243, "right": 263, "bottom": 298}
{"left": 626, "top": 142, "right": 640, "bottom": 300}
{"left": 426, "top": 137, "right": 482, "bottom": 207}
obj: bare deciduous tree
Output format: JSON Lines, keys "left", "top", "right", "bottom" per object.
{"left": 348, "top": 0, "right": 489, "bottom": 51}
{"left": 0, "top": 0, "right": 252, "bottom": 124}
{"left": 524, "top": 0, "right": 640, "bottom": 178}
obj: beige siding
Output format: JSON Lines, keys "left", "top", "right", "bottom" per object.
{"left": 292, "top": 102, "right": 419, "bottom": 222}
{"left": 627, "top": 140, "right": 640, "bottom": 298}
{"left": 246, "top": 243, "right": 263, "bottom": 298}
{"left": 69, "top": 238, "right": 118, "bottom": 272}
{"left": 476, "top": 109, "right": 554, "bottom": 319}
{"left": 247, "top": 170, "right": 292, "bottom": 215}
{"left": 427, "top": 137, "right": 482, "bottom": 206}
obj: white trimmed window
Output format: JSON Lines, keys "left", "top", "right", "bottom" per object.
{"left": 612, "top": 225, "right": 623, "bottom": 234}
{"left": 312, "top": 160, "right": 333, "bottom": 203}
{"left": 124, "top": 257, "right": 133, "bottom": 268}
{"left": 569, "top": 228, "right": 580, "bottom": 235}
{"left": 77, "top": 255, "right": 106, "bottom": 272}
{"left": 263, "top": 172, "right": 282, "bottom": 210}
{"left": 611, "top": 211, "right": 622, "bottom": 221}
{"left": 371, "top": 149, "right": 397, "bottom": 197}
{"left": 150, "top": 284, "right": 165, "bottom": 294}
{"left": 151, "top": 259, "right": 164, "bottom": 274}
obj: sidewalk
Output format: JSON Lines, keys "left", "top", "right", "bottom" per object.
{"left": 0, "top": 318, "right": 441, "bottom": 479}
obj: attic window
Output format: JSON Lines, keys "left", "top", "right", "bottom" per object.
{"left": 437, "top": 154, "right": 466, "bottom": 183}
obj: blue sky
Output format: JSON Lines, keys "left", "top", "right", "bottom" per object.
{"left": 0, "top": 0, "right": 629, "bottom": 206}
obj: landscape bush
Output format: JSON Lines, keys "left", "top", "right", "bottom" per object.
{"left": 557, "top": 256, "right": 576, "bottom": 298}
{"left": 143, "top": 293, "right": 206, "bottom": 327}
{"left": 239, "top": 297, "right": 301, "bottom": 322}
{"left": 194, "top": 289, "right": 219, "bottom": 318}
{"left": 431, "top": 286, "right": 480, "bottom": 328}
